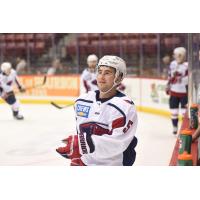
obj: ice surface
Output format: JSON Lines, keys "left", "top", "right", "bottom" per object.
{"left": 0, "top": 104, "right": 176, "bottom": 166}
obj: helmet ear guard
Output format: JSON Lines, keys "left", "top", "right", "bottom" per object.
{"left": 114, "top": 71, "right": 123, "bottom": 85}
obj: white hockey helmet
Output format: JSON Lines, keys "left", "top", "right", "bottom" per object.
{"left": 1, "top": 62, "right": 12, "bottom": 73}
{"left": 87, "top": 54, "right": 98, "bottom": 63}
{"left": 173, "top": 47, "right": 186, "bottom": 64}
{"left": 97, "top": 55, "right": 127, "bottom": 80}
{"left": 173, "top": 47, "right": 186, "bottom": 56}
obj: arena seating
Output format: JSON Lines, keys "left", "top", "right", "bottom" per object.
{"left": 0, "top": 33, "right": 53, "bottom": 57}
{"left": 66, "top": 33, "right": 183, "bottom": 57}
{"left": 0, "top": 33, "right": 186, "bottom": 71}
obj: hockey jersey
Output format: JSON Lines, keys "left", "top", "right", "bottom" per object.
{"left": 168, "top": 60, "right": 188, "bottom": 97}
{"left": 81, "top": 68, "right": 98, "bottom": 92}
{"left": 74, "top": 90, "right": 138, "bottom": 166}
{"left": 0, "top": 69, "right": 21, "bottom": 95}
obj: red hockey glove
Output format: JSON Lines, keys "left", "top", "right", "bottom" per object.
{"left": 70, "top": 158, "right": 86, "bottom": 166}
{"left": 170, "top": 71, "right": 182, "bottom": 84}
{"left": 56, "top": 135, "right": 81, "bottom": 159}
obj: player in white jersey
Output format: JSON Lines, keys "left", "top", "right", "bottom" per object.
{"left": 165, "top": 47, "right": 188, "bottom": 135}
{"left": 81, "top": 54, "right": 126, "bottom": 93}
{"left": 81, "top": 54, "right": 99, "bottom": 92}
{"left": 56, "top": 55, "right": 138, "bottom": 166}
{"left": 0, "top": 62, "right": 25, "bottom": 120}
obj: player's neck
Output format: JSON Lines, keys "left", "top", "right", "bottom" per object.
{"left": 99, "top": 88, "right": 117, "bottom": 99}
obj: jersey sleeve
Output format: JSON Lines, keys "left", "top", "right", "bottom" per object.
{"left": 0, "top": 77, "right": 10, "bottom": 93}
{"left": 81, "top": 69, "right": 89, "bottom": 81}
{"left": 81, "top": 70, "right": 91, "bottom": 92}
{"left": 80, "top": 103, "right": 138, "bottom": 165}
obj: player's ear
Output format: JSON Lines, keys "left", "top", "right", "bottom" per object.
{"left": 115, "top": 74, "right": 123, "bottom": 84}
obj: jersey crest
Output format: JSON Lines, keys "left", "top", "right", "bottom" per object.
{"left": 76, "top": 104, "right": 91, "bottom": 118}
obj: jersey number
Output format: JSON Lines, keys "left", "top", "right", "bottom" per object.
{"left": 123, "top": 120, "right": 133, "bottom": 133}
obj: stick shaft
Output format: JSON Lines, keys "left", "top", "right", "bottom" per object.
{"left": 50, "top": 102, "right": 74, "bottom": 109}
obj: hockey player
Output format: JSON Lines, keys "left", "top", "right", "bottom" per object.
{"left": 56, "top": 55, "right": 138, "bottom": 166}
{"left": 81, "top": 54, "right": 99, "bottom": 92}
{"left": 165, "top": 47, "right": 188, "bottom": 135}
{"left": 0, "top": 62, "right": 25, "bottom": 120}
{"left": 81, "top": 54, "right": 126, "bottom": 93}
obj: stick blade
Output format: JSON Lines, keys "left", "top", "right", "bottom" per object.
{"left": 50, "top": 102, "right": 63, "bottom": 109}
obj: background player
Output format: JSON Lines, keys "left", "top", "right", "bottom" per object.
{"left": 81, "top": 54, "right": 99, "bottom": 92}
{"left": 165, "top": 47, "right": 188, "bottom": 135}
{"left": 0, "top": 62, "right": 25, "bottom": 120}
{"left": 56, "top": 55, "right": 138, "bottom": 166}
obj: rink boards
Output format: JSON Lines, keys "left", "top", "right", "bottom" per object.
{"left": 0, "top": 75, "right": 171, "bottom": 117}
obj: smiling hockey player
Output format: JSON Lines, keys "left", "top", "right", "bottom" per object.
{"left": 56, "top": 55, "right": 138, "bottom": 166}
{"left": 0, "top": 62, "right": 25, "bottom": 120}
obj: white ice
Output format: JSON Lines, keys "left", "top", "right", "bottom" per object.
{"left": 0, "top": 104, "right": 176, "bottom": 166}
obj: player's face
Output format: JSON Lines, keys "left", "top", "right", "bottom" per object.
{"left": 88, "top": 60, "right": 97, "bottom": 69}
{"left": 97, "top": 66, "right": 116, "bottom": 92}
{"left": 174, "top": 53, "right": 185, "bottom": 64}
{"left": 5, "top": 68, "right": 11, "bottom": 75}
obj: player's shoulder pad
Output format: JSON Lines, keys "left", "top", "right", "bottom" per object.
{"left": 170, "top": 60, "right": 177, "bottom": 68}
{"left": 183, "top": 62, "right": 188, "bottom": 67}
{"left": 81, "top": 68, "right": 90, "bottom": 79}
{"left": 109, "top": 91, "right": 136, "bottom": 112}
{"left": 75, "top": 91, "right": 96, "bottom": 104}
{"left": 11, "top": 69, "right": 17, "bottom": 75}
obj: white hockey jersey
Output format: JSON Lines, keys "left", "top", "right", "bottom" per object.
{"left": 0, "top": 69, "right": 21, "bottom": 95}
{"left": 81, "top": 68, "right": 98, "bottom": 92}
{"left": 168, "top": 60, "right": 188, "bottom": 97}
{"left": 74, "top": 90, "right": 138, "bottom": 166}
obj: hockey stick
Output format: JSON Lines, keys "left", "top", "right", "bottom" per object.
{"left": 16, "top": 75, "right": 47, "bottom": 94}
{"left": 50, "top": 101, "right": 74, "bottom": 109}
{"left": 25, "top": 75, "right": 47, "bottom": 91}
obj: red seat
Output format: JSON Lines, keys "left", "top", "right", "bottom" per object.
{"left": 5, "top": 34, "right": 15, "bottom": 42}
{"left": 15, "top": 34, "right": 25, "bottom": 42}
{"left": 0, "top": 43, "right": 6, "bottom": 48}
{"left": 35, "top": 34, "right": 45, "bottom": 40}
{"left": 108, "top": 40, "right": 119, "bottom": 46}
{"left": 78, "top": 40, "right": 88, "bottom": 46}
{"left": 78, "top": 33, "right": 89, "bottom": 41}
{"left": 129, "top": 34, "right": 140, "bottom": 39}
{"left": 6, "top": 42, "right": 16, "bottom": 49}
{"left": 27, "top": 42, "right": 35, "bottom": 49}
{"left": 0, "top": 34, "right": 5, "bottom": 42}
{"left": 66, "top": 45, "right": 76, "bottom": 54}
{"left": 26, "top": 33, "right": 34, "bottom": 41}
{"left": 16, "top": 42, "right": 26, "bottom": 49}
{"left": 35, "top": 42, "right": 45, "bottom": 54}
{"left": 164, "top": 37, "right": 181, "bottom": 48}
{"left": 35, "top": 41, "right": 45, "bottom": 49}
{"left": 88, "top": 33, "right": 99, "bottom": 39}
{"left": 91, "top": 40, "right": 99, "bottom": 46}
{"left": 44, "top": 33, "right": 53, "bottom": 39}
{"left": 129, "top": 39, "right": 140, "bottom": 46}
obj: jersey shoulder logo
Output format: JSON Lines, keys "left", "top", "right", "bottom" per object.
{"left": 76, "top": 104, "right": 91, "bottom": 118}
